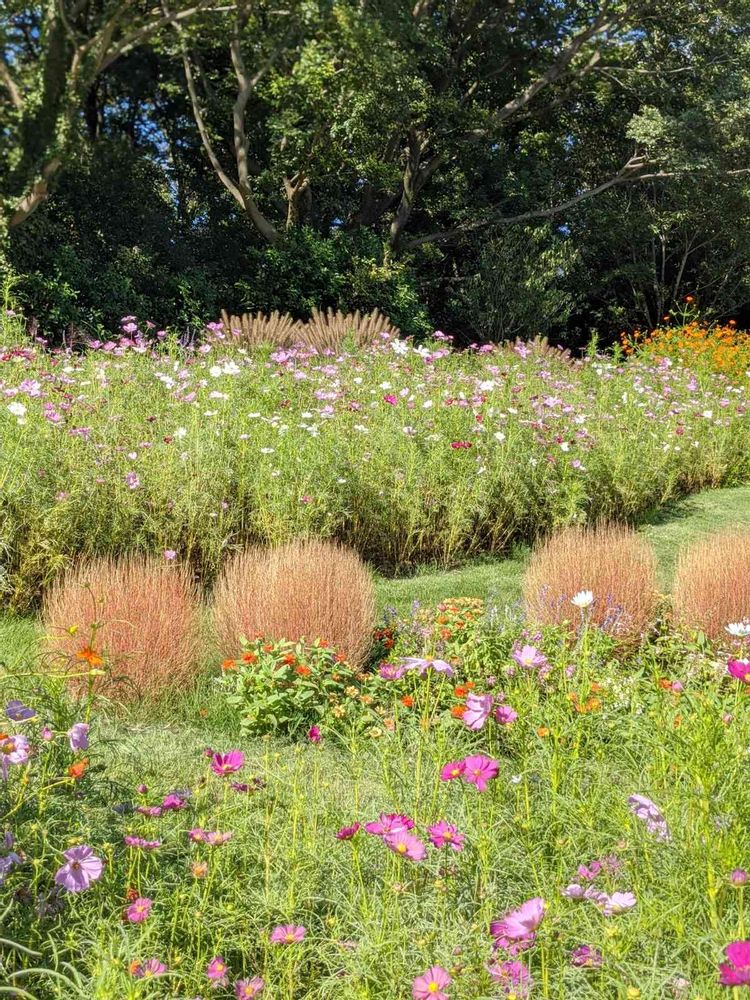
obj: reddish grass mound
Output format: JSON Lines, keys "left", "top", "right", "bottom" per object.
{"left": 213, "top": 539, "right": 376, "bottom": 665}
{"left": 673, "top": 531, "right": 750, "bottom": 640}
{"left": 523, "top": 524, "right": 657, "bottom": 640}
{"left": 42, "top": 556, "right": 201, "bottom": 701}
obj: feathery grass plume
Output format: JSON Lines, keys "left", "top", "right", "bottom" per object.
{"left": 220, "top": 309, "right": 303, "bottom": 347}
{"left": 672, "top": 530, "right": 750, "bottom": 640}
{"left": 523, "top": 523, "right": 657, "bottom": 641}
{"left": 302, "top": 307, "right": 400, "bottom": 349}
{"left": 42, "top": 555, "right": 201, "bottom": 701}
{"left": 213, "top": 538, "right": 376, "bottom": 665}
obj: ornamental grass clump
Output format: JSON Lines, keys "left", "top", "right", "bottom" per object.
{"left": 672, "top": 530, "right": 750, "bottom": 640}
{"left": 522, "top": 524, "right": 658, "bottom": 641}
{"left": 213, "top": 538, "right": 376, "bottom": 665}
{"left": 42, "top": 555, "right": 201, "bottom": 701}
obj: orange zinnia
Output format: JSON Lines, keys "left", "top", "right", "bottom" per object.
{"left": 451, "top": 705, "right": 466, "bottom": 719}
{"left": 295, "top": 665, "right": 312, "bottom": 677}
{"left": 221, "top": 659, "right": 237, "bottom": 672}
{"left": 68, "top": 758, "right": 89, "bottom": 780}
{"left": 400, "top": 695, "right": 414, "bottom": 708}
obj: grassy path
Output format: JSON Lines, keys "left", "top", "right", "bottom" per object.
{"left": 375, "top": 484, "right": 750, "bottom": 612}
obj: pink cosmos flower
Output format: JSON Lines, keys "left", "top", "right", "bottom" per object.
{"left": 211, "top": 750, "right": 245, "bottom": 776}
{"left": 728, "top": 659, "right": 750, "bottom": 682}
{"left": 628, "top": 794, "right": 670, "bottom": 841}
{"left": 235, "top": 977, "right": 265, "bottom": 998}
{"left": 130, "top": 958, "right": 167, "bottom": 979}
{"left": 719, "top": 940, "right": 750, "bottom": 986}
{"left": 0, "top": 733, "right": 30, "bottom": 780}
{"left": 126, "top": 897, "right": 152, "bottom": 923}
{"left": 54, "top": 845, "right": 103, "bottom": 893}
{"left": 402, "top": 657, "right": 454, "bottom": 677}
{"left": 491, "top": 898, "right": 545, "bottom": 953}
{"left": 730, "top": 869, "right": 749, "bottom": 886}
{"left": 570, "top": 944, "right": 603, "bottom": 968}
{"left": 462, "top": 754, "right": 499, "bottom": 792}
{"left": 189, "top": 828, "right": 233, "bottom": 846}
{"left": 162, "top": 792, "right": 187, "bottom": 810}
{"left": 462, "top": 693, "right": 493, "bottom": 731}
{"left": 336, "top": 822, "right": 361, "bottom": 840}
{"left": 488, "top": 960, "right": 531, "bottom": 997}
{"left": 136, "top": 805, "right": 162, "bottom": 817}
{"left": 601, "top": 891, "right": 637, "bottom": 916}
{"left": 206, "top": 956, "right": 229, "bottom": 985}
{"left": 577, "top": 861, "right": 602, "bottom": 881}
{"left": 440, "top": 760, "right": 465, "bottom": 782}
{"left": 511, "top": 645, "right": 548, "bottom": 670}
{"left": 270, "top": 924, "right": 306, "bottom": 945}
{"left": 494, "top": 704, "right": 518, "bottom": 725}
{"left": 163, "top": 549, "right": 177, "bottom": 560}
{"left": 365, "top": 813, "right": 415, "bottom": 837}
{"left": 384, "top": 831, "right": 427, "bottom": 861}
{"left": 412, "top": 965, "right": 451, "bottom": 1000}
{"left": 427, "top": 821, "right": 465, "bottom": 852}
{"left": 124, "top": 836, "right": 162, "bottom": 850}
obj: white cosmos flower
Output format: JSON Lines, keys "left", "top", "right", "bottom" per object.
{"left": 7, "top": 401, "right": 26, "bottom": 418}
{"left": 571, "top": 590, "right": 594, "bottom": 609}
{"left": 726, "top": 621, "right": 750, "bottom": 637}
{"left": 390, "top": 339, "right": 409, "bottom": 355}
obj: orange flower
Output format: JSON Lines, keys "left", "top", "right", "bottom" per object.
{"left": 125, "top": 886, "right": 139, "bottom": 902}
{"left": 242, "top": 652, "right": 257, "bottom": 664}
{"left": 537, "top": 726, "right": 550, "bottom": 737}
{"left": 295, "top": 665, "right": 312, "bottom": 677}
{"left": 454, "top": 685, "right": 469, "bottom": 698}
{"left": 658, "top": 678, "right": 672, "bottom": 690}
{"left": 262, "top": 643, "right": 274, "bottom": 653}
{"left": 282, "top": 653, "right": 297, "bottom": 665}
{"left": 584, "top": 697, "right": 601, "bottom": 712}
{"left": 400, "top": 695, "right": 414, "bottom": 708}
{"left": 451, "top": 705, "right": 466, "bottom": 719}
{"left": 221, "top": 658, "right": 237, "bottom": 672}
{"left": 68, "top": 758, "right": 89, "bottom": 780}
{"left": 673, "top": 714, "right": 682, "bottom": 729}
{"left": 76, "top": 646, "right": 103, "bottom": 668}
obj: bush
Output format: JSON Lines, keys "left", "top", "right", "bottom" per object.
{"left": 672, "top": 530, "right": 750, "bottom": 640}
{"left": 213, "top": 540, "right": 376, "bottom": 666}
{"left": 522, "top": 524, "right": 658, "bottom": 641}
{"left": 218, "top": 636, "right": 377, "bottom": 735}
{"left": 42, "top": 555, "right": 201, "bottom": 701}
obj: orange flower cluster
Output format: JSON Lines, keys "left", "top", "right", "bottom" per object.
{"left": 623, "top": 320, "right": 749, "bottom": 380}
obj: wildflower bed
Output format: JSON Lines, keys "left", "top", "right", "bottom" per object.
{"left": 2, "top": 320, "right": 750, "bottom": 607}
{"left": 2, "top": 603, "right": 749, "bottom": 999}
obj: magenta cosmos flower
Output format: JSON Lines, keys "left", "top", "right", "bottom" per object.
{"left": 412, "top": 966, "right": 451, "bottom": 1000}
{"left": 489, "top": 960, "right": 531, "bottom": 996}
{"left": 427, "top": 821, "right": 465, "bottom": 852}
{"left": 402, "top": 657, "right": 454, "bottom": 677}
{"left": 54, "top": 845, "right": 103, "bottom": 893}
{"left": 462, "top": 754, "right": 499, "bottom": 792}
{"left": 270, "top": 924, "right": 306, "bottom": 945}
{"left": 570, "top": 944, "right": 603, "bottom": 968}
{"left": 211, "top": 750, "right": 245, "bottom": 776}
{"left": 494, "top": 704, "right": 518, "bottom": 725}
{"left": 491, "top": 898, "right": 546, "bottom": 953}
{"left": 719, "top": 940, "right": 750, "bottom": 986}
{"left": 126, "top": 897, "right": 153, "bottom": 923}
{"left": 728, "top": 659, "right": 750, "bottom": 682}
{"left": 440, "top": 760, "right": 465, "bottom": 782}
{"left": 235, "top": 977, "right": 265, "bottom": 998}
{"left": 463, "top": 693, "right": 493, "bottom": 731}
{"left": 336, "top": 822, "right": 361, "bottom": 840}
{"left": 130, "top": 958, "right": 167, "bottom": 979}
{"left": 67, "top": 722, "right": 90, "bottom": 751}
{"left": 384, "top": 831, "right": 427, "bottom": 861}
{"left": 307, "top": 725, "right": 322, "bottom": 743}
{"left": 206, "top": 956, "right": 229, "bottom": 985}
{"left": 365, "top": 813, "right": 415, "bottom": 837}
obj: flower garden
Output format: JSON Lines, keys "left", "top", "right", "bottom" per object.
{"left": 1, "top": 310, "right": 750, "bottom": 999}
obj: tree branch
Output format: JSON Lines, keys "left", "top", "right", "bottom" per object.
{"left": 0, "top": 57, "right": 24, "bottom": 110}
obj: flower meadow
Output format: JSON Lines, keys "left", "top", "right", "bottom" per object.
{"left": 2, "top": 311, "right": 750, "bottom": 607}
{"left": 2, "top": 595, "right": 750, "bottom": 999}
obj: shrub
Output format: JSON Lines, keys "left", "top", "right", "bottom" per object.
{"left": 213, "top": 539, "right": 376, "bottom": 665}
{"left": 522, "top": 524, "right": 658, "bottom": 640}
{"left": 672, "top": 530, "right": 750, "bottom": 640}
{"left": 218, "top": 306, "right": 399, "bottom": 350}
{"left": 218, "top": 636, "right": 376, "bottom": 735}
{"left": 42, "top": 555, "right": 201, "bottom": 701}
